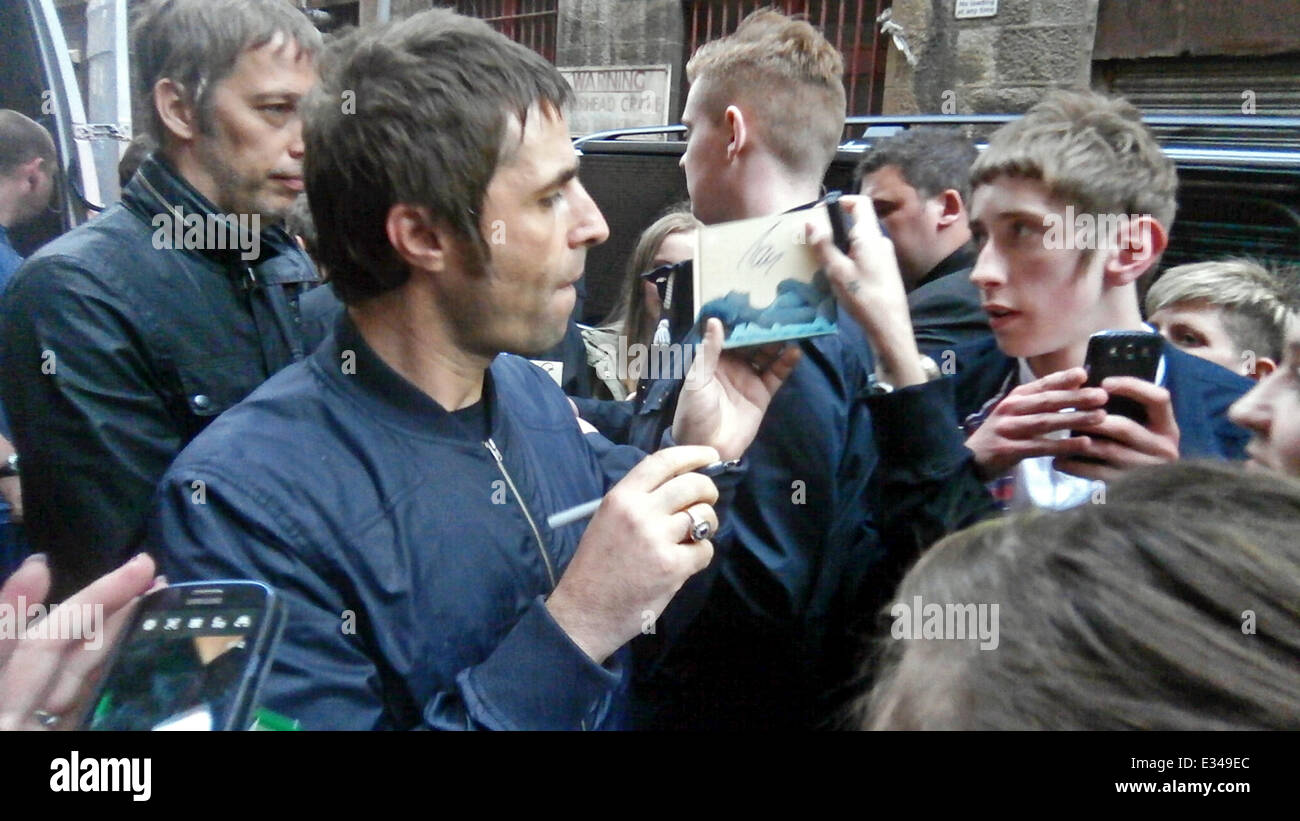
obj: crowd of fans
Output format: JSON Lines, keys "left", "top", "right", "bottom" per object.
{"left": 0, "top": 0, "right": 1297, "bottom": 731}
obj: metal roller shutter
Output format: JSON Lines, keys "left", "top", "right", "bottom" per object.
{"left": 1093, "top": 55, "right": 1300, "bottom": 147}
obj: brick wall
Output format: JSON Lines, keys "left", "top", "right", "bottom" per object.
{"left": 882, "top": 0, "right": 1099, "bottom": 114}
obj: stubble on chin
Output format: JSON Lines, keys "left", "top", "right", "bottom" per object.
{"left": 195, "top": 149, "right": 283, "bottom": 223}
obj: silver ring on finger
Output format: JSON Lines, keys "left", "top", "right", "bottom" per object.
{"left": 683, "top": 508, "right": 712, "bottom": 543}
{"left": 32, "top": 710, "right": 60, "bottom": 728}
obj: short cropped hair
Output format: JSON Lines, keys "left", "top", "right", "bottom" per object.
{"left": 861, "top": 461, "right": 1300, "bottom": 730}
{"left": 1145, "top": 258, "right": 1300, "bottom": 362}
{"left": 853, "top": 127, "right": 979, "bottom": 203}
{"left": 971, "top": 89, "right": 1178, "bottom": 233}
{"left": 686, "top": 10, "right": 846, "bottom": 180}
{"left": 132, "top": 0, "right": 322, "bottom": 146}
{"left": 0, "top": 110, "right": 56, "bottom": 176}
{"left": 302, "top": 9, "right": 572, "bottom": 304}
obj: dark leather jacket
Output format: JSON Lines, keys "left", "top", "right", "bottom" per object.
{"left": 0, "top": 155, "right": 321, "bottom": 600}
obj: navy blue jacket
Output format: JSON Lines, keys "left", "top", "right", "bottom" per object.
{"left": 148, "top": 316, "right": 678, "bottom": 730}
{"left": 626, "top": 307, "right": 996, "bottom": 728}
{"left": 952, "top": 337, "right": 1253, "bottom": 460}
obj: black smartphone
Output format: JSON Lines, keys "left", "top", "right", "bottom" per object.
{"left": 82, "top": 581, "right": 286, "bottom": 731}
{"left": 1081, "top": 330, "right": 1164, "bottom": 424}
{"left": 823, "top": 190, "right": 854, "bottom": 254}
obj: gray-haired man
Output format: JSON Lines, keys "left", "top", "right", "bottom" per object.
{"left": 0, "top": 0, "right": 324, "bottom": 600}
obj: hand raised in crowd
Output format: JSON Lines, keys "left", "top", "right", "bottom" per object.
{"left": 671, "top": 317, "right": 801, "bottom": 460}
{"left": 1056, "top": 375, "right": 1181, "bottom": 481}
{"left": 807, "top": 195, "right": 927, "bottom": 388}
{"left": 965, "top": 368, "right": 1108, "bottom": 478}
{"left": 0, "top": 552, "right": 162, "bottom": 731}
{"left": 545, "top": 446, "right": 721, "bottom": 664}
{"left": 965, "top": 367, "right": 1180, "bottom": 481}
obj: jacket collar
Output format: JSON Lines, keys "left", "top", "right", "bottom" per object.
{"left": 121, "top": 153, "right": 304, "bottom": 272}
{"left": 914, "top": 242, "right": 977, "bottom": 291}
{"left": 317, "top": 310, "right": 505, "bottom": 444}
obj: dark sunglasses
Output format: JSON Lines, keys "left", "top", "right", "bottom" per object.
{"left": 639, "top": 263, "right": 676, "bottom": 301}
{"left": 639, "top": 259, "right": 694, "bottom": 303}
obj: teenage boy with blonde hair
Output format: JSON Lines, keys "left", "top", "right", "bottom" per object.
{"left": 1146, "top": 258, "right": 1298, "bottom": 380}
{"left": 948, "top": 90, "right": 1252, "bottom": 510}
{"left": 1229, "top": 310, "right": 1300, "bottom": 477}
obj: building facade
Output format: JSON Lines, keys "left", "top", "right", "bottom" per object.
{"left": 52, "top": 0, "right": 1299, "bottom": 137}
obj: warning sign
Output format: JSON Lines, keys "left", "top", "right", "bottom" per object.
{"left": 558, "top": 65, "right": 672, "bottom": 137}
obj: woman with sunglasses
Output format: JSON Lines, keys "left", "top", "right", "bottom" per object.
{"left": 583, "top": 205, "right": 700, "bottom": 399}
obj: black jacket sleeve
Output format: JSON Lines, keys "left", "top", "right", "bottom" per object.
{"left": 829, "top": 376, "right": 1000, "bottom": 619}
{"left": 907, "top": 271, "right": 992, "bottom": 358}
{"left": 866, "top": 376, "right": 998, "bottom": 553}
{"left": 0, "top": 256, "right": 181, "bottom": 600}
{"left": 806, "top": 376, "right": 999, "bottom": 706}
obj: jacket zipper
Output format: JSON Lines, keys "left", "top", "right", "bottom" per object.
{"left": 485, "top": 437, "right": 592, "bottom": 731}
{"left": 484, "top": 438, "right": 557, "bottom": 589}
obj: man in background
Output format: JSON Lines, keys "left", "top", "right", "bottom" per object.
{"left": 854, "top": 126, "right": 989, "bottom": 354}
{"left": 0, "top": 110, "right": 57, "bottom": 575}
{"left": 0, "top": 110, "right": 56, "bottom": 287}
{"left": 0, "top": 0, "right": 323, "bottom": 600}
{"left": 1146, "top": 258, "right": 1298, "bottom": 380}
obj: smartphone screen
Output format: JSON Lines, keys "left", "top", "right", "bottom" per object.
{"left": 85, "top": 582, "right": 284, "bottom": 731}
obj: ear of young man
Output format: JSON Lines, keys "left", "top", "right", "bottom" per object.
{"left": 1101, "top": 214, "right": 1166, "bottom": 288}
{"left": 1055, "top": 214, "right": 1181, "bottom": 480}
{"left": 723, "top": 105, "right": 747, "bottom": 161}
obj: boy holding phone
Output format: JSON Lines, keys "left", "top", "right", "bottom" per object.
{"left": 947, "top": 90, "right": 1253, "bottom": 508}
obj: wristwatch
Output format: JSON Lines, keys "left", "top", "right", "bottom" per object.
{"left": 0, "top": 453, "right": 19, "bottom": 478}
{"left": 868, "top": 354, "right": 942, "bottom": 395}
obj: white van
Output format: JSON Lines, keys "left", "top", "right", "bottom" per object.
{"left": 1, "top": 0, "right": 129, "bottom": 256}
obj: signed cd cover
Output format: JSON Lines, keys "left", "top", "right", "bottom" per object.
{"left": 692, "top": 205, "right": 837, "bottom": 348}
